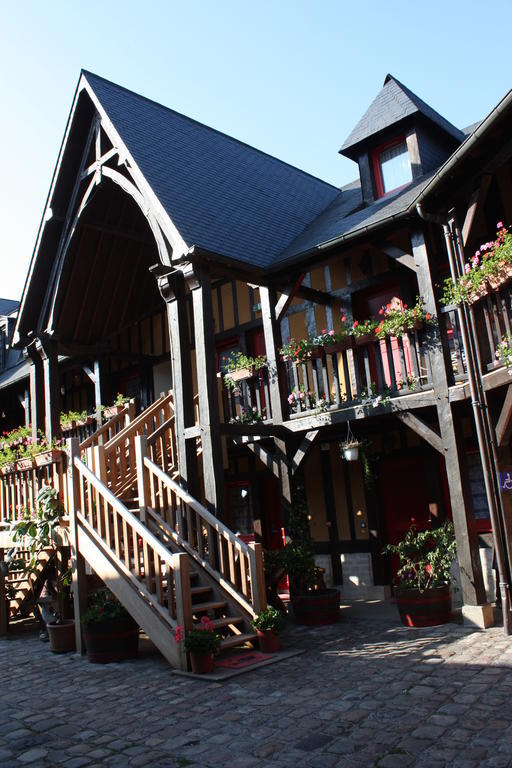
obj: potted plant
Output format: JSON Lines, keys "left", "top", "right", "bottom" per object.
{"left": 222, "top": 351, "right": 267, "bottom": 388}
{"left": 340, "top": 422, "right": 361, "bottom": 461}
{"left": 375, "top": 296, "right": 433, "bottom": 339}
{"left": 495, "top": 334, "right": 512, "bottom": 372}
{"left": 279, "top": 338, "right": 322, "bottom": 364}
{"left": 174, "top": 615, "right": 221, "bottom": 674}
{"left": 7, "top": 485, "right": 75, "bottom": 652}
{"left": 312, "top": 311, "right": 353, "bottom": 354}
{"left": 349, "top": 319, "right": 377, "bottom": 346}
{"left": 81, "top": 589, "right": 139, "bottom": 663}
{"left": 251, "top": 606, "right": 285, "bottom": 652}
{"left": 384, "top": 521, "right": 457, "bottom": 627}
{"left": 280, "top": 478, "right": 340, "bottom": 626}
{"left": 103, "top": 394, "right": 131, "bottom": 419}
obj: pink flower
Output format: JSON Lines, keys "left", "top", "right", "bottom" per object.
{"left": 497, "top": 221, "right": 504, "bottom": 229}
{"left": 464, "top": 263, "right": 471, "bottom": 274}
{"left": 379, "top": 308, "right": 384, "bottom": 316}
{"left": 329, "top": 329, "right": 335, "bottom": 336}
{"left": 321, "top": 329, "right": 327, "bottom": 335}
{"left": 474, "top": 250, "right": 480, "bottom": 258}
{"left": 472, "top": 256, "right": 480, "bottom": 267}
{"left": 353, "top": 320, "right": 359, "bottom": 328}
{"left": 341, "top": 315, "right": 346, "bottom": 323}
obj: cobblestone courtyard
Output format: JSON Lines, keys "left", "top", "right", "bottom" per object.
{"left": 2, "top": 605, "right": 512, "bottom": 768}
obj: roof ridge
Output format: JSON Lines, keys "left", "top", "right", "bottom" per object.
{"left": 81, "top": 69, "right": 339, "bottom": 192}
{"left": 384, "top": 74, "right": 463, "bottom": 139}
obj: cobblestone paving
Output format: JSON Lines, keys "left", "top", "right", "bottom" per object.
{"left": 2, "top": 610, "right": 512, "bottom": 768}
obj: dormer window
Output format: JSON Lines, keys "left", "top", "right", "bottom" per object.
{"left": 372, "top": 137, "right": 412, "bottom": 198}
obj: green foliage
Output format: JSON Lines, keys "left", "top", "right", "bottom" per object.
{"left": 279, "top": 337, "right": 316, "bottom": 364}
{"left": 60, "top": 410, "right": 88, "bottom": 427}
{"left": 230, "top": 406, "right": 265, "bottom": 424}
{"left": 251, "top": 605, "right": 286, "bottom": 634}
{"left": 279, "top": 477, "right": 317, "bottom": 596}
{"left": 349, "top": 318, "right": 377, "bottom": 338}
{"left": 222, "top": 352, "right": 267, "bottom": 390}
{"left": 0, "top": 428, "right": 63, "bottom": 467}
{"left": 440, "top": 223, "right": 512, "bottom": 306}
{"left": 384, "top": 521, "right": 456, "bottom": 592}
{"left": 375, "top": 296, "right": 434, "bottom": 339}
{"left": 183, "top": 629, "right": 220, "bottom": 654}
{"left": 81, "top": 589, "right": 132, "bottom": 626}
{"left": 114, "top": 393, "right": 131, "bottom": 406}
{"left": 495, "top": 334, "right": 512, "bottom": 369}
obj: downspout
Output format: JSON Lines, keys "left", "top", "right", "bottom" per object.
{"left": 417, "top": 202, "right": 512, "bottom": 635}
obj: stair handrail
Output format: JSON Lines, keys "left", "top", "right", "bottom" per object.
{"left": 137, "top": 437, "right": 266, "bottom": 616}
{"left": 103, "top": 391, "right": 174, "bottom": 452}
{"left": 79, "top": 400, "right": 135, "bottom": 451}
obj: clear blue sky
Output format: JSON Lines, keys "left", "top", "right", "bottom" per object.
{"left": 1, "top": 0, "right": 511, "bottom": 301}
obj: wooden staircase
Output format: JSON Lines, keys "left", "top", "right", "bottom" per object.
{"left": 68, "top": 391, "right": 265, "bottom": 670}
{"left": 5, "top": 546, "right": 55, "bottom": 619}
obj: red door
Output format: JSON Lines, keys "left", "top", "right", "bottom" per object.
{"left": 379, "top": 456, "right": 431, "bottom": 578}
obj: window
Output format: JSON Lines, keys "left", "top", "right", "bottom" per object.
{"left": 372, "top": 137, "right": 412, "bottom": 198}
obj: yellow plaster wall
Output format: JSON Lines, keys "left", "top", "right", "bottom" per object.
{"left": 236, "top": 281, "right": 251, "bottom": 326}
{"left": 304, "top": 447, "right": 329, "bottom": 540}
{"left": 220, "top": 283, "right": 235, "bottom": 330}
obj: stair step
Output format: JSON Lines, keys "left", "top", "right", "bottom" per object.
{"left": 191, "top": 600, "right": 227, "bottom": 613}
{"left": 204, "top": 616, "right": 244, "bottom": 629}
{"left": 190, "top": 586, "right": 213, "bottom": 598}
{"left": 220, "top": 633, "right": 257, "bottom": 650}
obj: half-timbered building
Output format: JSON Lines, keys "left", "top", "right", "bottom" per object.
{"left": 2, "top": 71, "right": 512, "bottom": 659}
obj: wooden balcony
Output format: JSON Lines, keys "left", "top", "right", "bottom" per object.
{"left": 221, "top": 326, "right": 436, "bottom": 432}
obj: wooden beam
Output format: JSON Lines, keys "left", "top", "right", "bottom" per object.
{"left": 462, "top": 175, "right": 492, "bottom": 247}
{"left": 291, "top": 430, "right": 319, "bottom": 474}
{"left": 37, "top": 337, "right": 61, "bottom": 442}
{"left": 396, "top": 412, "right": 443, "bottom": 453}
{"left": 25, "top": 342, "right": 45, "bottom": 441}
{"left": 77, "top": 219, "right": 153, "bottom": 246}
{"left": 377, "top": 242, "right": 416, "bottom": 271}
{"left": 496, "top": 384, "right": 512, "bottom": 448}
{"left": 240, "top": 441, "right": 280, "bottom": 478}
{"left": 275, "top": 273, "right": 306, "bottom": 322}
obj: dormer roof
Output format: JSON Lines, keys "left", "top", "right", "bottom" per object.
{"left": 340, "top": 74, "right": 464, "bottom": 159}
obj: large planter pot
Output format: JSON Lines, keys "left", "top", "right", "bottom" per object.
{"left": 291, "top": 588, "right": 340, "bottom": 626}
{"left": 395, "top": 585, "right": 452, "bottom": 627}
{"left": 189, "top": 651, "right": 214, "bottom": 674}
{"left": 47, "top": 620, "right": 76, "bottom": 653}
{"left": 256, "top": 629, "right": 280, "bottom": 653}
{"left": 83, "top": 617, "right": 139, "bottom": 663}
{"left": 34, "top": 449, "right": 64, "bottom": 467}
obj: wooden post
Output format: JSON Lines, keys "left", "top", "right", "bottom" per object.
{"left": 412, "top": 229, "right": 489, "bottom": 621}
{"left": 134, "top": 435, "right": 150, "bottom": 526}
{"left": 248, "top": 541, "right": 267, "bottom": 614}
{"left": 189, "top": 265, "right": 225, "bottom": 515}
{"left": 260, "top": 285, "right": 292, "bottom": 506}
{"left": 0, "top": 547, "right": 7, "bottom": 637}
{"left": 154, "top": 268, "right": 199, "bottom": 497}
{"left": 173, "top": 551, "right": 193, "bottom": 671}
{"left": 37, "top": 337, "right": 61, "bottom": 443}
{"left": 25, "top": 342, "right": 45, "bottom": 442}
{"left": 66, "top": 438, "right": 88, "bottom": 654}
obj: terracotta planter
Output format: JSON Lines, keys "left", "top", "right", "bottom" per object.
{"left": 47, "top": 619, "right": 76, "bottom": 653}
{"left": 189, "top": 651, "right": 214, "bottom": 674}
{"left": 0, "top": 464, "right": 15, "bottom": 475}
{"left": 468, "top": 280, "right": 492, "bottom": 304}
{"left": 291, "top": 588, "right": 340, "bottom": 626}
{"left": 60, "top": 421, "right": 76, "bottom": 432}
{"left": 256, "top": 629, "right": 280, "bottom": 653}
{"left": 16, "top": 458, "right": 35, "bottom": 471}
{"left": 395, "top": 585, "right": 452, "bottom": 627}
{"left": 103, "top": 406, "right": 124, "bottom": 419}
{"left": 225, "top": 366, "right": 256, "bottom": 383}
{"left": 83, "top": 617, "right": 139, "bottom": 663}
{"left": 323, "top": 338, "right": 353, "bottom": 354}
{"left": 34, "top": 449, "right": 64, "bottom": 467}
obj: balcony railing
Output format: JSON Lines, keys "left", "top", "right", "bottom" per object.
{"left": 440, "top": 282, "right": 512, "bottom": 384}
{"left": 221, "top": 367, "right": 272, "bottom": 425}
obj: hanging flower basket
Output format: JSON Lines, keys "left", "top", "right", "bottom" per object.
{"left": 340, "top": 422, "right": 361, "bottom": 461}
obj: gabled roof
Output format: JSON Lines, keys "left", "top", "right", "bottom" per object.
{"left": 83, "top": 72, "right": 340, "bottom": 270}
{"left": 0, "top": 298, "right": 19, "bottom": 316}
{"left": 340, "top": 74, "right": 464, "bottom": 158}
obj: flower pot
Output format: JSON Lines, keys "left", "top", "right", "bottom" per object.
{"left": 189, "top": 651, "right": 214, "bottom": 674}
{"left": 60, "top": 421, "right": 76, "bottom": 432}
{"left": 47, "top": 619, "right": 76, "bottom": 653}
{"left": 16, "top": 458, "right": 35, "bottom": 471}
{"left": 256, "top": 629, "right": 280, "bottom": 653}
{"left": 291, "top": 588, "right": 340, "bottom": 626}
{"left": 343, "top": 445, "right": 359, "bottom": 461}
{"left": 468, "top": 280, "right": 492, "bottom": 304}
{"left": 354, "top": 333, "right": 374, "bottom": 347}
{"left": 103, "top": 405, "right": 124, "bottom": 419}
{"left": 0, "top": 464, "right": 15, "bottom": 475}
{"left": 488, "top": 263, "right": 512, "bottom": 291}
{"left": 309, "top": 347, "right": 323, "bottom": 360}
{"left": 395, "top": 585, "right": 452, "bottom": 627}
{"left": 34, "top": 449, "right": 63, "bottom": 467}
{"left": 83, "top": 617, "right": 139, "bottom": 663}
{"left": 323, "top": 338, "right": 353, "bottom": 354}
{"left": 225, "top": 366, "right": 256, "bottom": 383}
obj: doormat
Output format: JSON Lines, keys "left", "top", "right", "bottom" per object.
{"left": 215, "top": 650, "right": 275, "bottom": 669}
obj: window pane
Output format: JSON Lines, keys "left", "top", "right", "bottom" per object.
{"left": 380, "top": 141, "right": 411, "bottom": 193}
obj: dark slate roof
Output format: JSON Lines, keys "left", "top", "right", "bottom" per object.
{"left": 340, "top": 74, "right": 464, "bottom": 157}
{"left": 83, "top": 71, "right": 339, "bottom": 270}
{"left": 0, "top": 298, "right": 19, "bottom": 316}
{"left": 277, "top": 172, "right": 435, "bottom": 263}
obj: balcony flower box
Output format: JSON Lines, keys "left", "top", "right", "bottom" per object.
{"left": 354, "top": 332, "right": 375, "bottom": 347}
{"left": 103, "top": 405, "right": 124, "bottom": 419}
{"left": 224, "top": 366, "right": 256, "bottom": 383}
{"left": 34, "top": 449, "right": 64, "bottom": 467}
{"left": 16, "top": 457, "right": 35, "bottom": 471}
{"left": 0, "top": 463, "right": 15, "bottom": 475}
{"left": 323, "top": 337, "right": 354, "bottom": 354}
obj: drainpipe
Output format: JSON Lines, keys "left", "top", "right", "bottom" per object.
{"left": 417, "top": 202, "right": 512, "bottom": 635}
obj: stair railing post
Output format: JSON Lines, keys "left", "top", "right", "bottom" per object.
{"left": 173, "top": 552, "right": 193, "bottom": 671}
{"left": 134, "top": 435, "right": 150, "bottom": 526}
{"left": 66, "top": 437, "right": 87, "bottom": 655}
{"left": 0, "top": 547, "right": 7, "bottom": 637}
{"left": 248, "top": 542, "right": 267, "bottom": 615}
